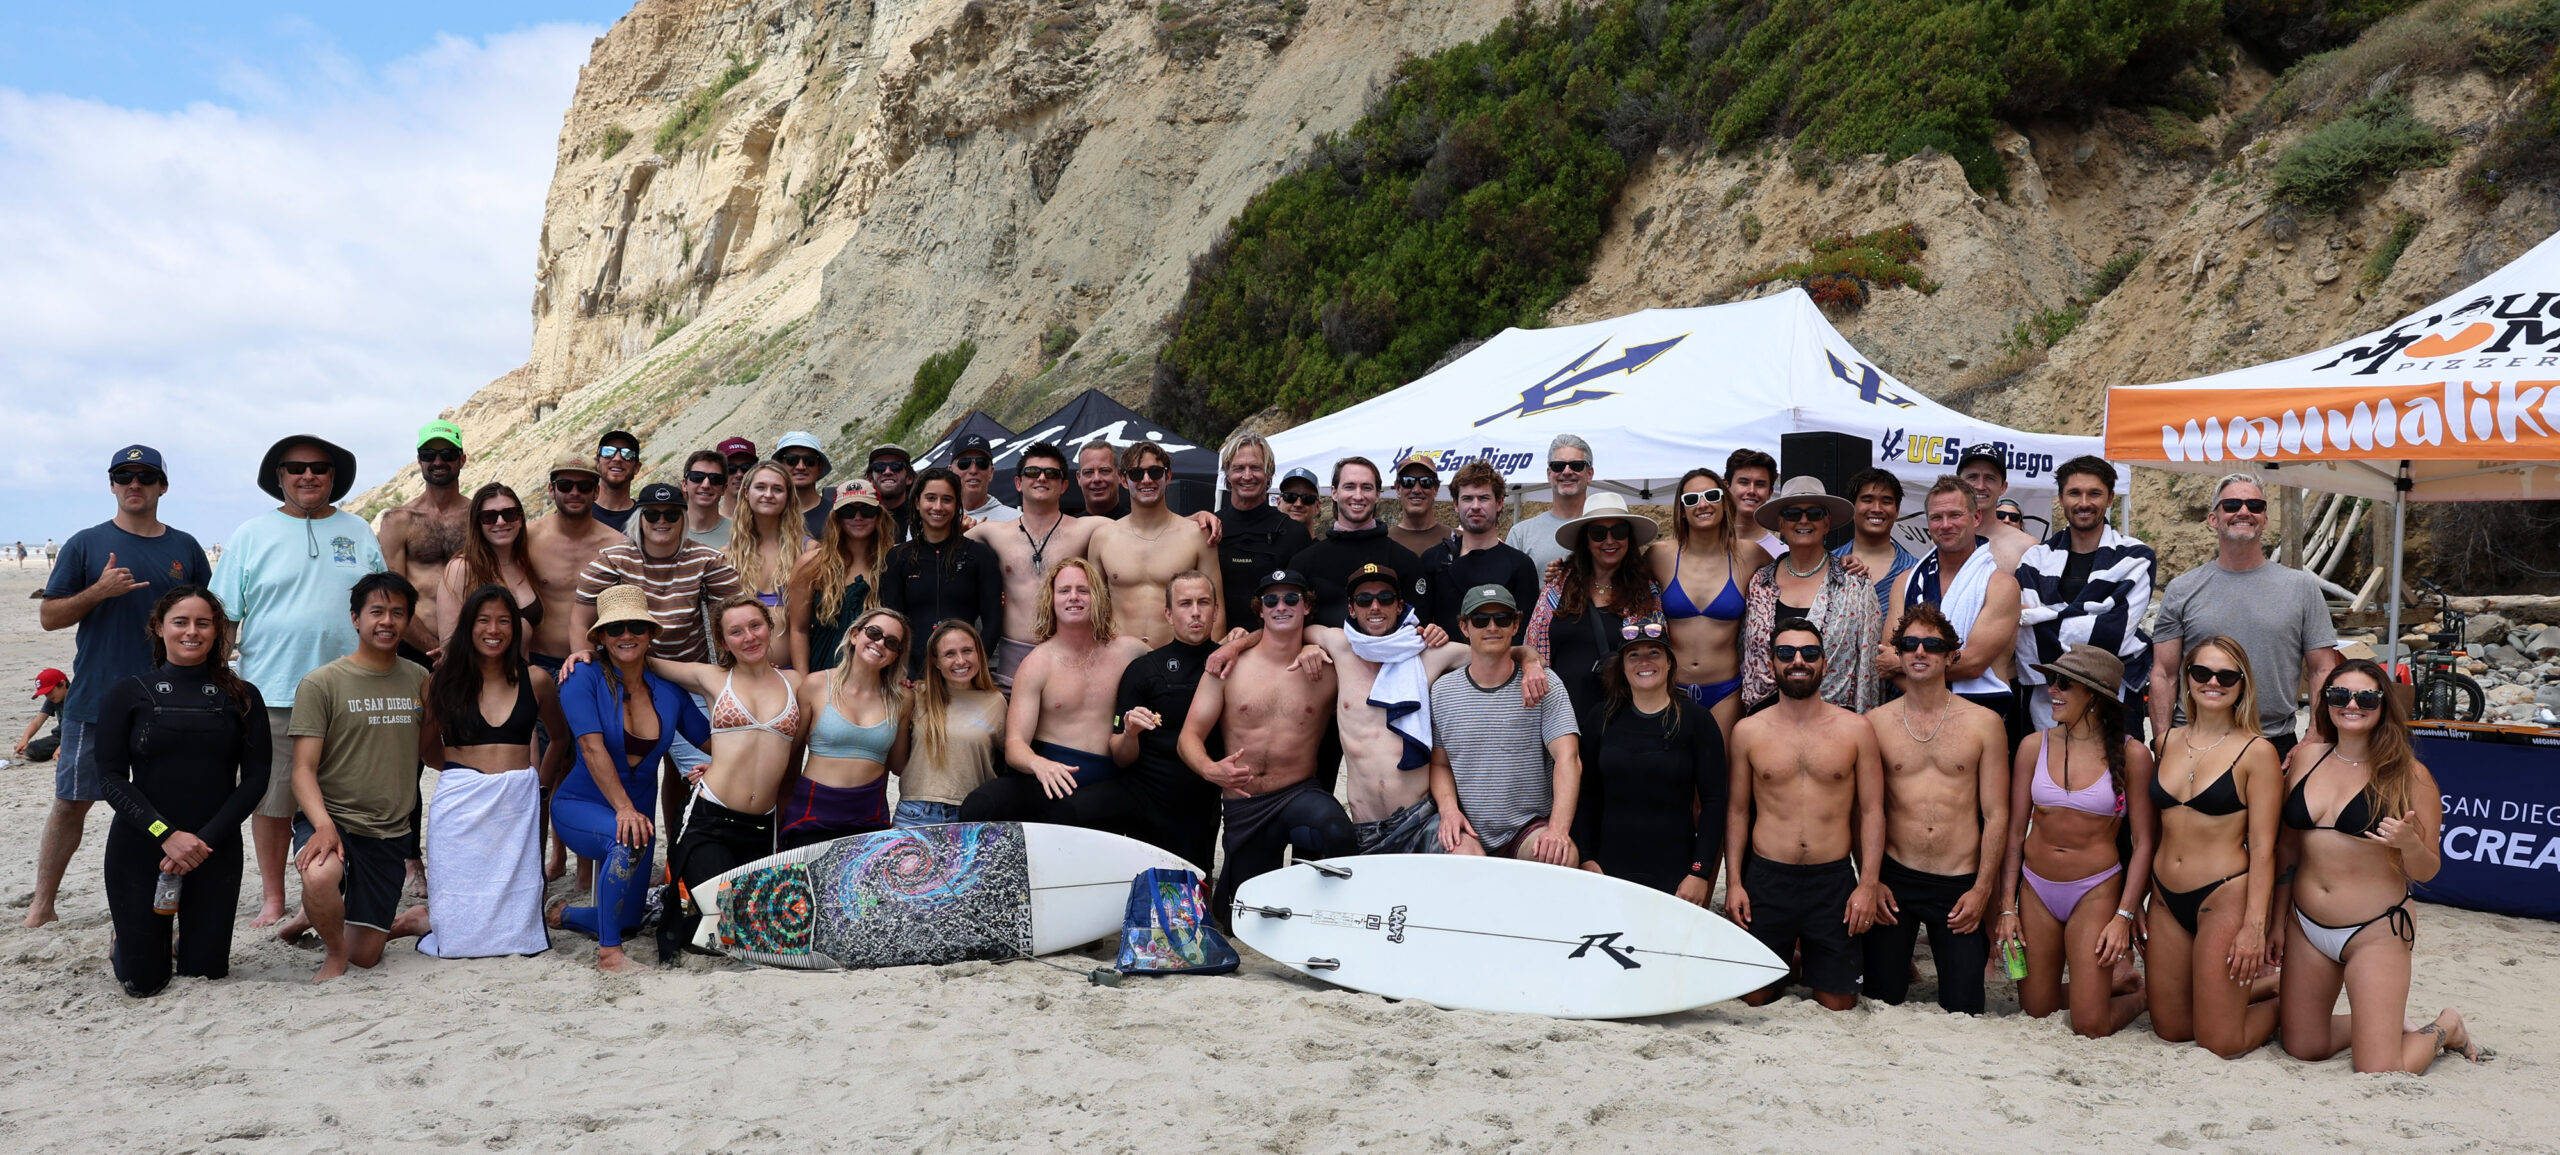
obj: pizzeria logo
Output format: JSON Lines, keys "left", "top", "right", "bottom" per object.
{"left": 2313, "top": 292, "right": 2560, "bottom": 376}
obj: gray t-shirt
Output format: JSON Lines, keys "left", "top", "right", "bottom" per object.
{"left": 2152, "top": 557, "right": 2338, "bottom": 735}
{"left": 1504, "top": 511, "right": 1573, "bottom": 574}
{"left": 1429, "top": 664, "right": 1579, "bottom": 849}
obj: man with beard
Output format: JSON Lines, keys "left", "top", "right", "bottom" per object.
{"left": 2016, "top": 455, "right": 2156, "bottom": 733}
{"left": 522, "top": 454, "right": 628, "bottom": 675}
{"left": 1724, "top": 619, "right": 1888, "bottom": 1011}
{"left": 960, "top": 558, "right": 1150, "bottom": 820}
{"left": 1211, "top": 431, "right": 1309, "bottom": 632}
{"left": 589, "top": 430, "right": 642, "bottom": 532}
{"left": 1417, "top": 461, "right": 1539, "bottom": 641}
{"left": 864, "top": 443, "right": 919, "bottom": 541}
{"left": 1862, "top": 604, "right": 2009, "bottom": 1014}
{"left": 1887, "top": 477, "right": 2024, "bottom": 747}
{"left": 2148, "top": 472, "right": 2337, "bottom": 758}
{"left": 1387, "top": 454, "right": 1452, "bottom": 558}
{"left": 776, "top": 431, "right": 840, "bottom": 539}
{"left": 968, "top": 442, "right": 1102, "bottom": 687}
{"left": 374, "top": 420, "right": 472, "bottom": 663}
{"left": 1090, "top": 442, "right": 1224, "bottom": 649}
{"left": 1181, "top": 569, "right": 1354, "bottom": 918}
{"left": 1288, "top": 457, "right": 1421, "bottom": 628}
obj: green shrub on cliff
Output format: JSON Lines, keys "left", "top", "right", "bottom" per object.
{"left": 1151, "top": 0, "right": 2224, "bottom": 436}
{"left": 2271, "top": 93, "right": 2456, "bottom": 210}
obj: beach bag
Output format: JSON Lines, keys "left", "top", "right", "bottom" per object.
{"left": 1114, "top": 868, "right": 1237, "bottom": 976}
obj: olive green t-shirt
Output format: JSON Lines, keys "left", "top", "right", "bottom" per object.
{"left": 287, "top": 654, "right": 428, "bottom": 839}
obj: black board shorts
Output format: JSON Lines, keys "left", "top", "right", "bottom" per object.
{"left": 293, "top": 817, "right": 405, "bottom": 933}
{"left": 1743, "top": 852, "right": 1861, "bottom": 996}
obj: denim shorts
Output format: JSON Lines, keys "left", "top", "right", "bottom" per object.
{"left": 893, "top": 799, "right": 963, "bottom": 828}
{"left": 53, "top": 720, "right": 101, "bottom": 802}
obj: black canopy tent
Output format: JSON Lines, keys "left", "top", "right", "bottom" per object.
{"left": 916, "top": 409, "right": 1024, "bottom": 505}
{"left": 1005, "top": 389, "right": 1219, "bottom": 515}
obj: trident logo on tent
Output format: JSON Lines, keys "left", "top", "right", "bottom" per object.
{"left": 1474, "top": 335, "right": 1686, "bottom": 427}
{"left": 1826, "top": 350, "right": 1919, "bottom": 409}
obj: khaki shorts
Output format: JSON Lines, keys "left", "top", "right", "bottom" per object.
{"left": 255, "top": 706, "right": 299, "bottom": 819}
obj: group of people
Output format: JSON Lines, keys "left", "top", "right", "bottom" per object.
{"left": 20, "top": 420, "right": 2491, "bottom": 1072}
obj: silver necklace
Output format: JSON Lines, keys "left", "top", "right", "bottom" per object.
{"left": 1898, "top": 700, "right": 1947, "bottom": 744}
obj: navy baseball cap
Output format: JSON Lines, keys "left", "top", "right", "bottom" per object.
{"left": 1257, "top": 568, "right": 1311, "bottom": 594}
{"left": 1280, "top": 467, "right": 1319, "bottom": 488}
{"left": 109, "top": 445, "right": 166, "bottom": 474}
{"left": 635, "top": 481, "right": 685, "bottom": 507}
{"left": 954, "top": 434, "right": 995, "bottom": 457}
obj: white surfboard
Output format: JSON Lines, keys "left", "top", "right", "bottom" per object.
{"left": 690, "top": 822, "right": 1199, "bottom": 969}
{"left": 1231, "top": 856, "right": 1787, "bottom": 1019}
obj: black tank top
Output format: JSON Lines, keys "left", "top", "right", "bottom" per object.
{"left": 447, "top": 678, "right": 538, "bottom": 747}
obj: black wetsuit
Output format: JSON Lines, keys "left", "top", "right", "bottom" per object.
{"left": 879, "top": 531, "right": 1004, "bottom": 678}
{"left": 1417, "top": 537, "right": 1539, "bottom": 643}
{"left": 1570, "top": 697, "right": 1726, "bottom": 895}
{"left": 1544, "top": 601, "right": 1628, "bottom": 740}
{"left": 1039, "top": 638, "right": 1222, "bottom": 870}
{"left": 1212, "top": 780, "right": 1356, "bottom": 928}
{"left": 1288, "top": 524, "right": 1422, "bottom": 629}
{"left": 92, "top": 663, "right": 270, "bottom": 996}
{"left": 1215, "top": 502, "right": 1311, "bottom": 630}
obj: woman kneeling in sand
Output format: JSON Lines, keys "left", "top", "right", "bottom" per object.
{"left": 416, "top": 586, "right": 572, "bottom": 959}
{"left": 2276, "top": 659, "right": 2491, "bottom": 1072}
{"left": 644, "top": 597, "right": 806, "bottom": 962}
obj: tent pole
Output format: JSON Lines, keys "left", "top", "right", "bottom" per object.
{"left": 2387, "top": 479, "right": 2408, "bottom": 670}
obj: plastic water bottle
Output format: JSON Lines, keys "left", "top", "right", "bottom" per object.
{"left": 152, "top": 872, "right": 182, "bottom": 916}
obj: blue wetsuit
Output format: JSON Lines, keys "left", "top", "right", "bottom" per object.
{"left": 554, "top": 663, "right": 707, "bottom": 948}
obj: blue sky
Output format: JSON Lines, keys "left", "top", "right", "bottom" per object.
{"left": 0, "top": 3, "right": 630, "bottom": 544}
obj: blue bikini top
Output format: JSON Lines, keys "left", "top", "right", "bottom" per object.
{"left": 1662, "top": 544, "right": 1746, "bottom": 622}
{"left": 808, "top": 700, "right": 897, "bottom": 762}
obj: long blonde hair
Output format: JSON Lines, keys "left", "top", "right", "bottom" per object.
{"left": 811, "top": 500, "right": 887, "bottom": 622}
{"left": 2175, "top": 635, "right": 2259, "bottom": 737}
{"left": 913, "top": 620, "right": 997, "bottom": 767}
{"left": 826, "top": 606, "right": 909, "bottom": 720}
{"left": 727, "top": 460, "right": 805, "bottom": 596}
{"left": 1033, "top": 556, "right": 1115, "bottom": 643}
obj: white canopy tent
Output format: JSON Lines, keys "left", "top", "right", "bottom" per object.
{"left": 1264, "top": 289, "right": 2105, "bottom": 542}
{"left": 2105, "top": 228, "right": 2560, "bottom": 653}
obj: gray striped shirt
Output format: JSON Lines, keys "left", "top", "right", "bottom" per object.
{"left": 1429, "top": 664, "right": 1578, "bottom": 849}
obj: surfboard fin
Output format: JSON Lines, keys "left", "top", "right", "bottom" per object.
{"left": 1305, "top": 861, "right": 1353, "bottom": 879}
{"left": 1235, "top": 903, "right": 1294, "bottom": 919}
{"left": 1304, "top": 957, "right": 1341, "bottom": 970}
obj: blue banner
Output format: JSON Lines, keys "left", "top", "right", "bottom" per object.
{"left": 2413, "top": 728, "right": 2560, "bottom": 922}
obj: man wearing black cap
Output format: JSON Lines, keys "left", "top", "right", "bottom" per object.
{"left": 1956, "top": 447, "right": 2037, "bottom": 573}
{"left": 864, "top": 443, "right": 920, "bottom": 541}
{"left": 1179, "top": 569, "right": 1355, "bottom": 920}
{"left": 948, "top": 433, "right": 1018, "bottom": 524}
{"left": 28, "top": 445, "right": 211, "bottom": 929}
{"left": 376, "top": 420, "right": 473, "bottom": 662}
{"left": 591, "top": 430, "right": 643, "bottom": 532}
{"left": 1287, "top": 457, "right": 1422, "bottom": 629}
{"left": 212, "top": 434, "right": 385, "bottom": 928}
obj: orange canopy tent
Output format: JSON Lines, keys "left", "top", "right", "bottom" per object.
{"left": 2105, "top": 228, "right": 2560, "bottom": 650}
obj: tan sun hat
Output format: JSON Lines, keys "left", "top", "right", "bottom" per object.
{"left": 1753, "top": 476, "right": 1854, "bottom": 532}
{"left": 587, "top": 585, "right": 657, "bottom": 643}
{"left": 1551, "top": 492, "right": 1659, "bottom": 550}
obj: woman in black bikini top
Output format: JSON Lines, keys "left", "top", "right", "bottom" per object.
{"left": 2274, "top": 658, "right": 2490, "bottom": 1072}
{"left": 2142, "top": 635, "right": 2283, "bottom": 1059}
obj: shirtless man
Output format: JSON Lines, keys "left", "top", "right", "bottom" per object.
{"left": 1088, "top": 442, "right": 1223, "bottom": 649}
{"left": 373, "top": 420, "right": 471, "bottom": 662}
{"left": 1725, "top": 619, "right": 1888, "bottom": 1011}
{"left": 1888, "top": 476, "right": 2024, "bottom": 747}
{"left": 1181, "top": 568, "right": 1353, "bottom": 919}
{"left": 967, "top": 442, "right": 1101, "bottom": 687}
{"left": 1862, "top": 603, "right": 2010, "bottom": 1014}
{"left": 521, "top": 454, "right": 628, "bottom": 674}
{"left": 959, "top": 558, "right": 1150, "bottom": 821}
{"left": 1957, "top": 448, "right": 2039, "bottom": 573}
{"left": 1065, "top": 570, "right": 1224, "bottom": 868}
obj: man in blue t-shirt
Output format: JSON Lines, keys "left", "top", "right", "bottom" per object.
{"left": 30, "top": 445, "right": 211, "bottom": 928}
{"left": 210, "top": 434, "right": 385, "bottom": 927}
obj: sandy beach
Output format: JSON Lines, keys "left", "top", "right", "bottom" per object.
{"left": 0, "top": 565, "right": 2550, "bottom": 1152}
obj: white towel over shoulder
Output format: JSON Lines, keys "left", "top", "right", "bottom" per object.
{"left": 1348, "top": 610, "right": 1432, "bottom": 770}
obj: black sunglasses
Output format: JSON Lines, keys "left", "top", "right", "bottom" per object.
{"left": 867, "top": 460, "right": 910, "bottom": 474}
{"left": 598, "top": 620, "right": 650, "bottom": 637}
{"left": 1350, "top": 590, "right": 1399, "bottom": 607}
{"left": 1396, "top": 475, "right": 1437, "bottom": 490}
{"left": 109, "top": 470, "right": 165, "bottom": 487}
{"left": 778, "top": 452, "right": 825, "bottom": 469}
{"left": 1678, "top": 488, "right": 1725, "bottom": 508}
{"left": 476, "top": 506, "right": 523, "bottom": 526}
{"left": 1771, "top": 643, "right": 1824, "bottom": 662}
{"left": 953, "top": 456, "right": 993, "bottom": 470}
{"left": 684, "top": 470, "right": 727, "bottom": 485}
{"left": 1776, "top": 505, "right": 1830, "bottom": 522}
{"left": 1994, "top": 511, "right": 2023, "bottom": 524}
{"left": 279, "top": 460, "right": 334, "bottom": 476}
{"left": 2322, "top": 686, "right": 2385, "bottom": 710}
{"left": 639, "top": 507, "right": 683, "bottom": 524}
{"left": 1583, "top": 522, "right": 1633, "bottom": 543}
{"left": 2216, "top": 498, "right": 2269, "bottom": 514}
{"left": 1258, "top": 591, "right": 1305, "bottom": 608}
{"left": 860, "top": 622, "right": 906, "bottom": 652}
{"left": 1894, "top": 635, "right": 1954, "bottom": 654}
{"left": 835, "top": 502, "right": 880, "bottom": 519}
{"left": 417, "top": 448, "right": 462, "bottom": 464}
{"left": 2185, "top": 664, "right": 2243, "bottom": 687}
{"left": 1128, "top": 465, "right": 1170, "bottom": 482}
{"left": 1548, "top": 460, "right": 1589, "bottom": 473}
{"left": 1466, "top": 612, "right": 1518, "bottom": 630}
{"left": 1018, "top": 466, "right": 1066, "bottom": 481}
{"left": 1277, "top": 492, "right": 1318, "bottom": 505}
{"left": 726, "top": 460, "right": 754, "bottom": 474}
{"left": 552, "top": 477, "right": 597, "bottom": 494}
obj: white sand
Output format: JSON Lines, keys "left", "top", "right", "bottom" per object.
{"left": 1, "top": 566, "right": 2549, "bottom": 1151}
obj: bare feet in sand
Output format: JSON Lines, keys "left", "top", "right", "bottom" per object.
{"left": 251, "top": 900, "right": 287, "bottom": 929}
{"left": 312, "top": 956, "right": 349, "bottom": 984}
{"left": 274, "top": 910, "right": 313, "bottom": 944}
{"left": 545, "top": 898, "right": 569, "bottom": 928}
{"left": 2436, "top": 1009, "right": 2495, "bottom": 1063}
{"left": 21, "top": 907, "right": 59, "bottom": 929}
{"left": 594, "top": 945, "right": 643, "bottom": 973}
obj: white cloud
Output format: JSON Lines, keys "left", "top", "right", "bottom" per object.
{"left": 0, "top": 24, "right": 597, "bottom": 544}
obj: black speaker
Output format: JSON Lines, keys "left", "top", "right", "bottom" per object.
{"left": 1781, "top": 431, "right": 1874, "bottom": 551}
